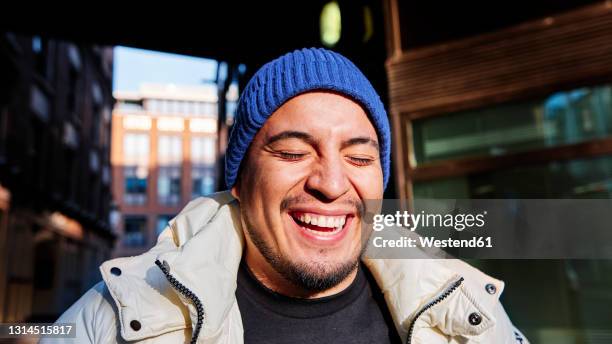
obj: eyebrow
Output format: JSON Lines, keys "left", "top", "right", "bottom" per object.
{"left": 341, "top": 137, "right": 379, "bottom": 151}
{"left": 266, "top": 131, "right": 317, "bottom": 146}
{"left": 265, "top": 130, "right": 379, "bottom": 151}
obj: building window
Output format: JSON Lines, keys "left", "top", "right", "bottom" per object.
{"left": 157, "top": 117, "right": 184, "bottom": 132}
{"left": 156, "top": 215, "right": 173, "bottom": 236}
{"left": 205, "top": 102, "right": 218, "bottom": 117}
{"left": 124, "top": 133, "right": 150, "bottom": 165}
{"left": 124, "top": 216, "right": 147, "bottom": 247}
{"left": 122, "top": 115, "right": 151, "bottom": 130}
{"left": 191, "top": 136, "right": 216, "bottom": 165}
{"left": 158, "top": 135, "right": 182, "bottom": 165}
{"left": 124, "top": 167, "right": 148, "bottom": 205}
{"left": 158, "top": 166, "right": 181, "bottom": 205}
{"left": 125, "top": 173, "right": 146, "bottom": 194}
{"left": 189, "top": 119, "right": 217, "bottom": 134}
{"left": 160, "top": 99, "right": 169, "bottom": 113}
{"left": 414, "top": 155, "right": 612, "bottom": 199}
{"left": 123, "top": 133, "right": 149, "bottom": 205}
{"left": 157, "top": 135, "right": 182, "bottom": 205}
{"left": 192, "top": 168, "right": 215, "bottom": 198}
{"left": 146, "top": 99, "right": 159, "bottom": 113}
{"left": 191, "top": 136, "right": 216, "bottom": 198}
{"left": 412, "top": 85, "right": 612, "bottom": 165}
{"left": 407, "top": 84, "right": 612, "bottom": 199}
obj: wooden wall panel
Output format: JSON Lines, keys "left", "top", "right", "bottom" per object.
{"left": 387, "top": 3, "right": 612, "bottom": 119}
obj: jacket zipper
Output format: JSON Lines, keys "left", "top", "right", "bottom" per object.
{"left": 155, "top": 259, "right": 204, "bottom": 344}
{"left": 406, "top": 277, "right": 464, "bottom": 344}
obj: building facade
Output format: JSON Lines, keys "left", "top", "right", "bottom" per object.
{"left": 383, "top": 1, "right": 612, "bottom": 342}
{"left": 0, "top": 32, "right": 115, "bottom": 322}
{"left": 111, "top": 83, "right": 237, "bottom": 257}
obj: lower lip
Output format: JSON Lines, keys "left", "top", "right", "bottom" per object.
{"left": 289, "top": 214, "right": 353, "bottom": 244}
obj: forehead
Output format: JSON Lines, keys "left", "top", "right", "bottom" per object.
{"left": 260, "top": 91, "right": 377, "bottom": 138}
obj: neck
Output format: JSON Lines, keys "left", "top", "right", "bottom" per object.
{"left": 243, "top": 245, "right": 358, "bottom": 299}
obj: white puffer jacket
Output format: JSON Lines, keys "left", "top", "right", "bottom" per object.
{"left": 43, "top": 191, "right": 529, "bottom": 343}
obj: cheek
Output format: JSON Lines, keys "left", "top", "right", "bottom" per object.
{"left": 243, "top": 157, "right": 296, "bottom": 193}
{"left": 349, "top": 167, "right": 384, "bottom": 199}
{"left": 258, "top": 158, "right": 310, "bottom": 189}
{"left": 241, "top": 158, "right": 306, "bottom": 220}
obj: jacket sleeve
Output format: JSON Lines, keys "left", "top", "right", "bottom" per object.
{"left": 39, "top": 281, "right": 124, "bottom": 344}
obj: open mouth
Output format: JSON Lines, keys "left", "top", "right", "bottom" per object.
{"left": 289, "top": 212, "right": 352, "bottom": 237}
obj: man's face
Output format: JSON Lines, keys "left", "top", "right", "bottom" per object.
{"left": 232, "top": 91, "right": 384, "bottom": 293}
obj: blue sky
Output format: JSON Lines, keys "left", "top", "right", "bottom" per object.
{"left": 113, "top": 46, "right": 218, "bottom": 92}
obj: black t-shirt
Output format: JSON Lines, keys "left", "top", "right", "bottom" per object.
{"left": 236, "top": 259, "right": 402, "bottom": 344}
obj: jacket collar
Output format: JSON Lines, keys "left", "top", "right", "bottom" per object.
{"left": 101, "top": 191, "right": 503, "bottom": 343}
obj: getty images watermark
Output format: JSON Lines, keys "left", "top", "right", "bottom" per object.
{"left": 372, "top": 209, "right": 491, "bottom": 249}
{"left": 361, "top": 199, "right": 612, "bottom": 259}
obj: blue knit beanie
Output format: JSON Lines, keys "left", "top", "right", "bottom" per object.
{"left": 225, "top": 47, "right": 391, "bottom": 190}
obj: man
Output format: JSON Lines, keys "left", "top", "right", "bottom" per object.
{"left": 45, "top": 48, "right": 528, "bottom": 343}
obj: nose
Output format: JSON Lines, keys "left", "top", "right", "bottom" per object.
{"left": 305, "top": 155, "right": 350, "bottom": 200}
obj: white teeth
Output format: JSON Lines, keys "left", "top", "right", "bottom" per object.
{"left": 318, "top": 216, "right": 326, "bottom": 227}
{"left": 294, "top": 213, "right": 348, "bottom": 230}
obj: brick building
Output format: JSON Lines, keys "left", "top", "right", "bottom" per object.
{"left": 111, "top": 83, "right": 237, "bottom": 257}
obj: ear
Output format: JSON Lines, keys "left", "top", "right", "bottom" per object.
{"left": 230, "top": 181, "right": 240, "bottom": 201}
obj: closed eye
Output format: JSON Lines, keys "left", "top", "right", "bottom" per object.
{"left": 347, "top": 156, "right": 375, "bottom": 166}
{"left": 278, "top": 152, "right": 307, "bottom": 161}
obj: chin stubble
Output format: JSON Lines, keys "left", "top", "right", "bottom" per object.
{"left": 242, "top": 207, "right": 366, "bottom": 294}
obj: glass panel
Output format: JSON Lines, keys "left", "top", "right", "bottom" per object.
{"left": 158, "top": 135, "right": 182, "bottom": 165}
{"left": 412, "top": 85, "right": 612, "bottom": 164}
{"left": 123, "top": 166, "right": 147, "bottom": 205}
{"left": 124, "top": 216, "right": 147, "bottom": 247}
{"left": 123, "top": 133, "right": 150, "bottom": 205}
{"left": 191, "top": 136, "right": 216, "bottom": 165}
{"left": 157, "top": 117, "right": 184, "bottom": 132}
{"left": 206, "top": 102, "right": 218, "bottom": 117}
{"left": 413, "top": 155, "right": 612, "bottom": 199}
{"left": 123, "top": 133, "right": 149, "bottom": 166}
{"left": 125, "top": 176, "right": 147, "bottom": 194}
{"left": 191, "top": 167, "right": 215, "bottom": 198}
{"left": 147, "top": 99, "right": 158, "bottom": 112}
{"left": 161, "top": 100, "right": 169, "bottom": 113}
{"left": 158, "top": 166, "right": 181, "bottom": 205}
{"left": 413, "top": 156, "right": 612, "bottom": 341}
